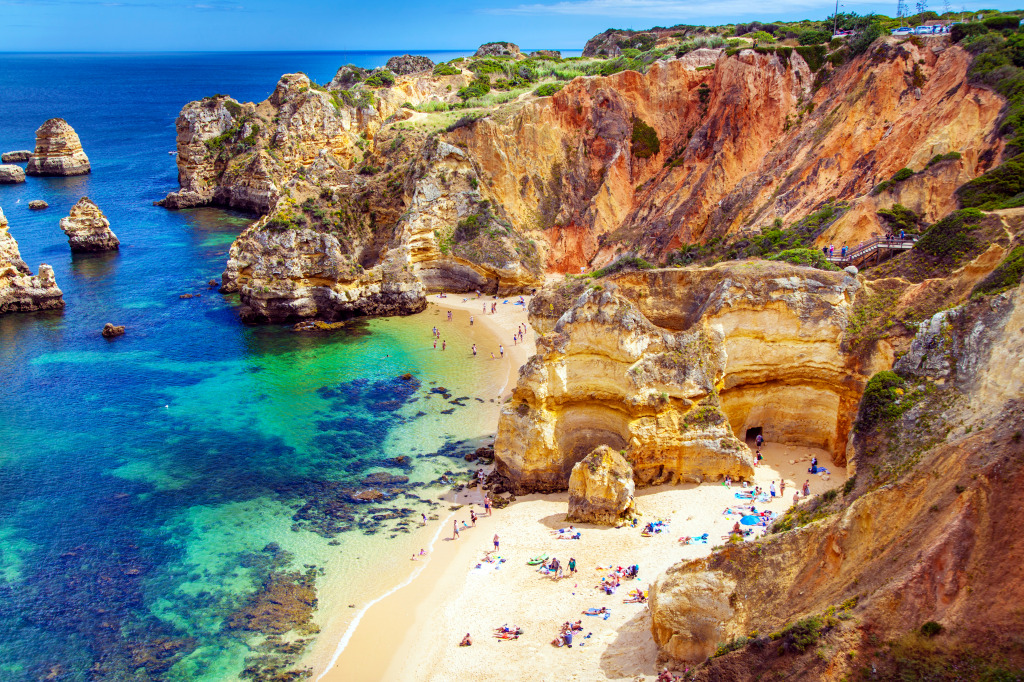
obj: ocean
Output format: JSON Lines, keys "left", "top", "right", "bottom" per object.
{"left": 0, "top": 50, "right": 539, "bottom": 680}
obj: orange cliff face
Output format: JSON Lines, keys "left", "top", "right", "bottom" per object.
{"left": 448, "top": 41, "right": 1004, "bottom": 271}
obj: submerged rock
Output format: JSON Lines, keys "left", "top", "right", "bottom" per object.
{"left": 567, "top": 446, "right": 636, "bottom": 525}
{"left": 60, "top": 197, "right": 119, "bottom": 252}
{"left": 101, "top": 323, "right": 125, "bottom": 338}
{"left": 0, "top": 207, "right": 64, "bottom": 314}
{"left": 26, "top": 118, "right": 91, "bottom": 176}
{"left": 1, "top": 150, "right": 31, "bottom": 162}
{"left": 0, "top": 164, "right": 26, "bottom": 183}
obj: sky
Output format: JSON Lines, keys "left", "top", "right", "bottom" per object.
{"left": 1, "top": 0, "right": 1022, "bottom": 52}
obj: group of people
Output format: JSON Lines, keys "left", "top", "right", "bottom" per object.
{"left": 823, "top": 243, "right": 850, "bottom": 258}
{"left": 537, "top": 555, "right": 577, "bottom": 579}
{"left": 551, "top": 620, "right": 584, "bottom": 648}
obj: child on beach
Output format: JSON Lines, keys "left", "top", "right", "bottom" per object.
{"left": 493, "top": 534, "right": 499, "bottom": 551}
{"left": 453, "top": 520, "right": 460, "bottom": 540}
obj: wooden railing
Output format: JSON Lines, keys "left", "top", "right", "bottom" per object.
{"left": 824, "top": 236, "right": 917, "bottom": 265}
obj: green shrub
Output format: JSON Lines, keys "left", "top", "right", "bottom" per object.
{"left": 433, "top": 63, "right": 460, "bottom": 76}
{"left": 983, "top": 14, "right": 1021, "bottom": 31}
{"left": 950, "top": 21, "right": 989, "bottom": 43}
{"left": 957, "top": 154, "right": 1024, "bottom": 209}
{"left": 364, "top": 70, "right": 396, "bottom": 88}
{"left": 927, "top": 151, "right": 962, "bottom": 167}
{"left": 915, "top": 208, "right": 984, "bottom": 263}
{"left": 631, "top": 116, "right": 660, "bottom": 158}
{"left": 794, "top": 44, "right": 827, "bottom": 71}
{"left": 767, "top": 247, "right": 840, "bottom": 270}
{"left": 457, "top": 77, "right": 491, "bottom": 101}
{"left": 856, "top": 371, "right": 907, "bottom": 433}
{"left": 972, "top": 244, "right": 1024, "bottom": 296}
{"left": 891, "top": 167, "right": 914, "bottom": 182}
{"left": 533, "top": 82, "right": 564, "bottom": 97}
{"left": 745, "top": 30, "right": 776, "bottom": 43}
{"left": 876, "top": 204, "right": 921, "bottom": 233}
{"left": 848, "top": 22, "right": 883, "bottom": 57}
{"left": 453, "top": 214, "right": 484, "bottom": 241}
{"left": 798, "top": 29, "right": 831, "bottom": 45}
{"left": 920, "top": 621, "right": 944, "bottom": 637}
{"left": 590, "top": 255, "right": 654, "bottom": 278}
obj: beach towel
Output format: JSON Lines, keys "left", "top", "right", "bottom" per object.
{"left": 527, "top": 554, "right": 548, "bottom": 565}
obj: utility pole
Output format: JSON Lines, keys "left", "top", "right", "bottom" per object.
{"left": 834, "top": 0, "right": 840, "bottom": 35}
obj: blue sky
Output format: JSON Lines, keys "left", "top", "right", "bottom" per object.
{"left": 1, "top": 0, "right": 1021, "bottom": 51}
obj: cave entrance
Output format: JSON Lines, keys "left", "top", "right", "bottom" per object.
{"left": 745, "top": 427, "right": 763, "bottom": 443}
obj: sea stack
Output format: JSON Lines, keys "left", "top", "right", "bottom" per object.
{"left": 0, "top": 207, "right": 64, "bottom": 314}
{"left": 1, "top": 150, "right": 32, "bottom": 163}
{"left": 26, "top": 119, "right": 91, "bottom": 176}
{"left": 60, "top": 197, "right": 119, "bottom": 252}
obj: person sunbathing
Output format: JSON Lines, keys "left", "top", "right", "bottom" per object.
{"left": 459, "top": 633, "right": 472, "bottom": 646}
{"left": 583, "top": 607, "right": 609, "bottom": 615}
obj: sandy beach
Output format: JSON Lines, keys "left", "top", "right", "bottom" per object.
{"left": 316, "top": 295, "right": 848, "bottom": 682}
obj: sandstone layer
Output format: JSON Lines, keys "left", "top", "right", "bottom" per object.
{"left": 648, "top": 282, "right": 1024, "bottom": 677}
{"left": 26, "top": 119, "right": 91, "bottom": 176}
{"left": 60, "top": 197, "right": 119, "bottom": 253}
{"left": 494, "top": 261, "right": 864, "bottom": 493}
{"left": 0, "top": 207, "right": 64, "bottom": 314}
{"left": 566, "top": 445, "right": 636, "bottom": 525}
{"left": 1, "top": 150, "right": 32, "bottom": 163}
{"left": 0, "top": 165, "right": 26, "bottom": 183}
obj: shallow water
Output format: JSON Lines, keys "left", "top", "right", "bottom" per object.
{"left": 0, "top": 51, "right": 508, "bottom": 680}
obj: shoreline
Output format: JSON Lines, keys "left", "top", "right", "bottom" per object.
{"left": 305, "top": 294, "right": 536, "bottom": 679}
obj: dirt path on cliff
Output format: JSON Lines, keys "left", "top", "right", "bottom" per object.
{"left": 317, "top": 440, "right": 847, "bottom": 681}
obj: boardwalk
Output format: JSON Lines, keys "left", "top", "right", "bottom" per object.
{"left": 825, "top": 236, "right": 917, "bottom": 267}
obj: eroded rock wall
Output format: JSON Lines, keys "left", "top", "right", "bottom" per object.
{"left": 494, "top": 261, "right": 863, "bottom": 493}
{"left": 0, "top": 208, "right": 64, "bottom": 314}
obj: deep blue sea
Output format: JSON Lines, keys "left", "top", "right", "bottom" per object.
{"left": 0, "top": 51, "right": 518, "bottom": 681}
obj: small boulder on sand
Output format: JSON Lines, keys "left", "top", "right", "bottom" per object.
{"left": 101, "top": 323, "right": 125, "bottom": 338}
{"left": 567, "top": 445, "right": 636, "bottom": 525}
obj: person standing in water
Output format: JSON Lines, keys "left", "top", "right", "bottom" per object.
{"left": 472, "top": 344, "right": 477, "bottom": 356}
{"left": 442, "top": 340, "right": 446, "bottom": 351}
{"left": 453, "top": 520, "right": 459, "bottom": 540}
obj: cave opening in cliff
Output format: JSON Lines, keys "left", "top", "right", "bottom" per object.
{"left": 745, "top": 427, "right": 762, "bottom": 442}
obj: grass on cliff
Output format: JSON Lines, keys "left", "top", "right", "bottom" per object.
{"left": 973, "top": 243, "right": 1024, "bottom": 297}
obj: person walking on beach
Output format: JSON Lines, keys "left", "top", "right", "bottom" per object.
{"left": 499, "top": 345, "right": 504, "bottom": 358}
{"left": 433, "top": 339, "right": 437, "bottom": 350}
{"left": 472, "top": 344, "right": 477, "bottom": 356}
{"left": 802, "top": 480, "right": 811, "bottom": 496}
{"left": 770, "top": 481, "right": 776, "bottom": 498}
{"left": 470, "top": 316, "right": 474, "bottom": 326}
{"left": 470, "top": 509, "right": 477, "bottom": 526}
{"left": 780, "top": 479, "right": 786, "bottom": 497}
{"left": 442, "top": 340, "right": 446, "bottom": 351}
{"left": 568, "top": 557, "right": 577, "bottom": 574}
{"left": 493, "top": 534, "right": 499, "bottom": 551}
{"left": 453, "top": 520, "right": 460, "bottom": 540}
{"left": 421, "top": 513, "right": 427, "bottom": 526}
{"left": 755, "top": 433, "right": 764, "bottom": 448}
{"left": 484, "top": 496, "right": 492, "bottom": 516}
{"left": 447, "top": 310, "right": 452, "bottom": 321}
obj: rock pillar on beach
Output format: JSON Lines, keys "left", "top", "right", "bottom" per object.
{"left": 0, "top": 207, "right": 65, "bottom": 314}
{"left": 567, "top": 445, "right": 636, "bottom": 525}
{"left": 60, "top": 197, "right": 119, "bottom": 252}
{"left": 26, "top": 119, "right": 91, "bottom": 177}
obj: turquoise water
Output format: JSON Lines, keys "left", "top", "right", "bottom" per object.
{"left": 0, "top": 52, "right": 504, "bottom": 680}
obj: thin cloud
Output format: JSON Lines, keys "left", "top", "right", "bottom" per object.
{"left": 485, "top": 0, "right": 887, "bottom": 17}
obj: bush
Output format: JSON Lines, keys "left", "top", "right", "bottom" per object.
{"left": 767, "top": 247, "right": 840, "bottom": 270}
{"left": 453, "top": 214, "right": 484, "bottom": 241}
{"left": 533, "top": 82, "right": 563, "bottom": 97}
{"left": 848, "top": 22, "right": 884, "bottom": 57}
{"left": 972, "top": 244, "right": 1024, "bottom": 296}
{"left": 631, "top": 116, "right": 660, "bottom": 158}
{"left": 745, "top": 30, "right": 776, "bottom": 43}
{"left": 457, "top": 77, "right": 491, "bottom": 101}
{"left": 950, "top": 21, "right": 990, "bottom": 43}
{"left": 591, "top": 255, "right": 654, "bottom": 278}
{"left": 798, "top": 29, "right": 831, "bottom": 45}
{"left": 433, "top": 63, "right": 460, "bottom": 76}
{"left": 795, "top": 44, "right": 827, "bottom": 71}
{"left": 364, "top": 69, "right": 396, "bottom": 88}
{"left": 927, "top": 151, "right": 962, "bottom": 167}
{"left": 856, "top": 371, "right": 907, "bottom": 432}
{"left": 915, "top": 208, "right": 984, "bottom": 262}
{"left": 877, "top": 204, "right": 921, "bottom": 233}
{"left": 956, "top": 154, "right": 1024, "bottom": 209}
{"left": 891, "top": 167, "right": 914, "bottom": 182}
{"left": 983, "top": 14, "right": 1021, "bottom": 31}
{"left": 920, "top": 621, "right": 944, "bottom": 638}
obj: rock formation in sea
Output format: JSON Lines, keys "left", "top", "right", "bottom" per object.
{"left": 0, "top": 165, "right": 26, "bottom": 183}
{"left": 28, "top": 200, "right": 48, "bottom": 210}
{"left": 101, "top": 323, "right": 126, "bottom": 338}
{"left": 26, "top": 119, "right": 91, "bottom": 176}
{"left": 60, "top": 197, "right": 119, "bottom": 252}
{"left": 1, "top": 150, "right": 32, "bottom": 163}
{"left": 567, "top": 445, "right": 636, "bottom": 525}
{"left": 385, "top": 54, "right": 434, "bottom": 75}
{"left": 0, "top": 207, "right": 64, "bottom": 314}
{"left": 494, "top": 261, "right": 863, "bottom": 493}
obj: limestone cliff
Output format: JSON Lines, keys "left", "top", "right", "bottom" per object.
{"left": 647, "top": 282, "right": 1024, "bottom": 679}
{"left": 0, "top": 208, "right": 64, "bottom": 314}
{"left": 567, "top": 445, "right": 636, "bottom": 525}
{"left": 26, "top": 118, "right": 90, "bottom": 176}
{"left": 494, "top": 261, "right": 864, "bottom": 493}
{"left": 60, "top": 197, "right": 119, "bottom": 253}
